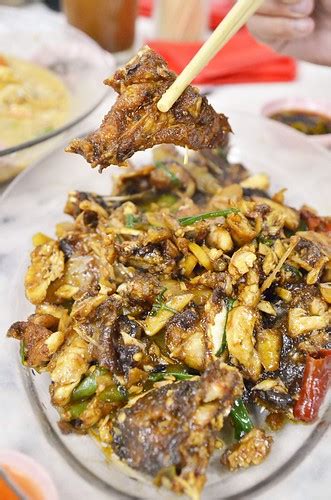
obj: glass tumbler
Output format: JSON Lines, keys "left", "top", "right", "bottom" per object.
{"left": 62, "top": 0, "right": 137, "bottom": 54}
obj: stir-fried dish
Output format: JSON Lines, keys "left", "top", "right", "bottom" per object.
{"left": 7, "top": 46, "right": 331, "bottom": 499}
{"left": 8, "top": 142, "right": 331, "bottom": 498}
{"left": 66, "top": 46, "right": 230, "bottom": 169}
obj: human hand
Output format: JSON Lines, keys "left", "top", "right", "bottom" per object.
{"left": 248, "top": 0, "right": 331, "bottom": 66}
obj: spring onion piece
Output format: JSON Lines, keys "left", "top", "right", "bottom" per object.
{"left": 71, "top": 366, "right": 109, "bottom": 402}
{"left": 149, "top": 372, "right": 194, "bottom": 382}
{"left": 150, "top": 288, "right": 177, "bottom": 316}
{"left": 155, "top": 161, "right": 181, "bottom": 187}
{"left": 69, "top": 400, "right": 89, "bottom": 419}
{"left": 20, "top": 340, "right": 26, "bottom": 365}
{"left": 125, "top": 214, "right": 140, "bottom": 228}
{"left": 230, "top": 398, "right": 253, "bottom": 440}
{"left": 148, "top": 364, "right": 195, "bottom": 382}
{"left": 144, "top": 293, "right": 194, "bottom": 336}
{"left": 258, "top": 235, "right": 274, "bottom": 246}
{"left": 178, "top": 208, "right": 239, "bottom": 226}
{"left": 216, "top": 297, "right": 236, "bottom": 356}
{"left": 283, "top": 263, "right": 303, "bottom": 278}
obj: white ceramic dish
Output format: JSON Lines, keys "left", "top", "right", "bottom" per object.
{"left": 0, "top": 450, "right": 58, "bottom": 500}
{"left": 0, "top": 5, "right": 115, "bottom": 181}
{"left": 1, "top": 110, "right": 330, "bottom": 499}
{"left": 262, "top": 97, "right": 331, "bottom": 149}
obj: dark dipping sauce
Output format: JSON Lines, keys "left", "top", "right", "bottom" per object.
{"left": 270, "top": 109, "right": 331, "bottom": 135}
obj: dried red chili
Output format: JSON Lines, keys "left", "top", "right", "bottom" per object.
{"left": 300, "top": 207, "right": 331, "bottom": 233}
{"left": 293, "top": 349, "right": 331, "bottom": 422}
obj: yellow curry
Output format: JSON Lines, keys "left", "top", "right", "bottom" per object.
{"left": 0, "top": 54, "right": 70, "bottom": 148}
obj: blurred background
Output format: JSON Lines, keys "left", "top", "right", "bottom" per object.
{"left": 0, "top": 0, "right": 330, "bottom": 188}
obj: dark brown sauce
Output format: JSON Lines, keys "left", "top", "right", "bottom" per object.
{"left": 270, "top": 109, "right": 331, "bottom": 135}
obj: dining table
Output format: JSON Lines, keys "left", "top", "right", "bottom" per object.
{"left": 0, "top": 3, "right": 330, "bottom": 500}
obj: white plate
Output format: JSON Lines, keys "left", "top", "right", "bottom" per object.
{"left": 0, "top": 110, "right": 330, "bottom": 499}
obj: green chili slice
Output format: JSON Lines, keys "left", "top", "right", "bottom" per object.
{"left": 230, "top": 398, "right": 253, "bottom": 440}
{"left": 178, "top": 208, "right": 239, "bottom": 226}
{"left": 69, "top": 400, "right": 89, "bottom": 419}
{"left": 99, "top": 385, "right": 128, "bottom": 403}
{"left": 71, "top": 366, "right": 109, "bottom": 402}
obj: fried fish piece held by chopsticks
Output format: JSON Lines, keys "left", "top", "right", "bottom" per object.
{"left": 66, "top": 46, "right": 231, "bottom": 170}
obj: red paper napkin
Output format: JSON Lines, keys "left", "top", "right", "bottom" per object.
{"left": 147, "top": 29, "right": 296, "bottom": 85}
{"left": 140, "top": 0, "right": 296, "bottom": 84}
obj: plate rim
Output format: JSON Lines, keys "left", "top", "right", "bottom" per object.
{"left": 19, "top": 362, "right": 330, "bottom": 500}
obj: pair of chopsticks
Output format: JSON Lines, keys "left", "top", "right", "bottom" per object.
{"left": 157, "top": 0, "right": 264, "bottom": 113}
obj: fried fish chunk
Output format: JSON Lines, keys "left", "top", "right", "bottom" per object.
{"left": 221, "top": 428, "right": 272, "bottom": 471}
{"left": 67, "top": 46, "right": 231, "bottom": 170}
{"left": 112, "top": 361, "right": 243, "bottom": 497}
{"left": 7, "top": 313, "right": 65, "bottom": 369}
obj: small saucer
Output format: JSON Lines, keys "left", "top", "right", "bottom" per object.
{"left": 0, "top": 450, "right": 58, "bottom": 499}
{"left": 262, "top": 97, "right": 331, "bottom": 149}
